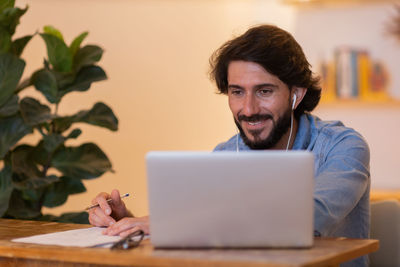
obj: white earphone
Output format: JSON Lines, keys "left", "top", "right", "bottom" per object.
{"left": 286, "top": 93, "right": 297, "bottom": 151}
{"left": 292, "top": 94, "right": 297, "bottom": 110}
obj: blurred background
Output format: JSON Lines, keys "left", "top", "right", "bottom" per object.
{"left": 15, "top": 0, "right": 400, "bottom": 217}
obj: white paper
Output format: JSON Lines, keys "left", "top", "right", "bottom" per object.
{"left": 12, "top": 227, "right": 123, "bottom": 248}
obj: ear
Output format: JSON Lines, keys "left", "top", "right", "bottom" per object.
{"left": 291, "top": 87, "right": 307, "bottom": 110}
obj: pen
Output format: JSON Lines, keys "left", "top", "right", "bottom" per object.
{"left": 85, "top": 193, "right": 130, "bottom": 211}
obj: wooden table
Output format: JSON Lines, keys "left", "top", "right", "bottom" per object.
{"left": 0, "top": 219, "right": 378, "bottom": 267}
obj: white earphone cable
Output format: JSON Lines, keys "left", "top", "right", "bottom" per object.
{"left": 286, "top": 94, "right": 296, "bottom": 151}
{"left": 236, "top": 129, "right": 239, "bottom": 153}
{"left": 286, "top": 111, "right": 294, "bottom": 151}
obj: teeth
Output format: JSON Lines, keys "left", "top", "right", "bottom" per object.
{"left": 248, "top": 121, "right": 261, "bottom": 125}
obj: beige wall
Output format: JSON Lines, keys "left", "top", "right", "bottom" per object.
{"left": 15, "top": 0, "right": 295, "bottom": 216}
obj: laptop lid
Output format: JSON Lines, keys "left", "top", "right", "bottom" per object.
{"left": 146, "top": 151, "right": 314, "bottom": 248}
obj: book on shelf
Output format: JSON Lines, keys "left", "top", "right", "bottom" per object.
{"left": 320, "top": 47, "right": 390, "bottom": 103}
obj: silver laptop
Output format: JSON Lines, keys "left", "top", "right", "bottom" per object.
{"left": 146, "top": 151, "right": 314, "bottom": 248}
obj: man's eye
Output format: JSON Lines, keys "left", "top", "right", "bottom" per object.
{"left": 257, "top": 89, "right": 272, "bottom": 96}
{"left": 231, "top": 90, "right": 243, "bottom": 96}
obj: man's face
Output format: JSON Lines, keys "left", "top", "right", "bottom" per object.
{"left": 227, "top": 61, "right": 292, "bottom": 150}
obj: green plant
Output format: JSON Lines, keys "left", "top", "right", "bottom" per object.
{"left": 0, "top": 1, "right": 118, "bottom": 223}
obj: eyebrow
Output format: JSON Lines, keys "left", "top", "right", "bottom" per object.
{"left": 227, "top": 83, "right": 279, "bottom": 90}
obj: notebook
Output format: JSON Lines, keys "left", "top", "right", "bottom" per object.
{"left": 146, "top": 151, "right": 314, "bottom": 248}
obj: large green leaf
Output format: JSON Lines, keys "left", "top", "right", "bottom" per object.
{"left": 31, "top": 69, "right": 59, "bottom": 103}
{"left": 52, "top": 102, "right": 118, "bottom": 134}
{"left": 0, "top": 114, "right": 32, "bottom": 159}
{"left": 20, "top": 187, "right": 45, "bottom": 202}
{"left": 10, "top": 34, "right": 33, "bottom": 56}
{"left": 43, "top": 134, "right": 64, "bottom": 153}
{"left": 75, "top": 102, "right": 118, "bottom": 131}
{"left": 0, "top": 161, "right": 13, "bottom": 216}
{"left": 0, "top": 6, "right": 28, "bottom": 35}
{"left": 51, "top": 104, "right": 117, "bottom": 134}
{"left": 43, "top": 176, "right": 86, "bottom": 208}
{"left": 0, "top": 29, "right": 11, "bottom": 53}
{"left": 59, "top": 212, "right": 89, "bottom": 224}
{"left": 52, "top": 143, "right": 112, "bottom": 179}
{"left": 13, "top": 175, "right": 59, "bottom": 190}
{"left": 5, "top": 189, "right": 42, "bottom": 219}
{"left": 43, "top": 25, "right": 64, "bottom": 41}
{"left": 0, "top": 94, "right": 18, "bottom": 117}
{"left": 59, "top": 65, "right": 107, "bottom": 97}
{"left": 69, "top": 31, "right": 88, "bottom": 57}
{"left": 0, "top": 0, "right": 15, "bottom": 12}
{"left": 30, "top": 141, "right": 48, "bottom": 167}
{"left": 66, "top": 128, "right": 82, "bottom": 139}
{"left": 40, "top": 33, "right": 73, "bottom": 73}
{"left": 11, "top": 145, "right": 42, "bottom": 183}
{"left": 0, "top": 52, "right": 25, "bottom": 107}
{"left": 52, "top": 116, "right": 74, "bottom": 133}
{"left": 73, "top": 45, "right": 103, "bottom": 71}
{"left": 40, "top": 211, "right": 89, "bottom": 224}
{"left": 10, "top": 145, "right": 58, "bottom": 198}
{"left": 20, "top": 97, "right": 52, "bottom": 126}
{"left": 53, "top": 70, "right": 75, "bottom": 89}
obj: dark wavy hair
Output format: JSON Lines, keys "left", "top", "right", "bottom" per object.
{"left": 209, "top": 25, "right": 321, "bottom": 118}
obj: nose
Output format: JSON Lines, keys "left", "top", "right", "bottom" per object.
{"left": 242, "top": 93, "right": 260, "bottom": 116}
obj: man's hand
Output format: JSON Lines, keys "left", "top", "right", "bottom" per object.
{"left": 103, "top": 216, "right": 150, "bottom": 237}
{"left": 88, "top": 189, "right": 131, "bottom": 227}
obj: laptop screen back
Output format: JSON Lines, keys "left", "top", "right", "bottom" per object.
{"left": 146, "top": 151, "right": 314, "bottom": 248}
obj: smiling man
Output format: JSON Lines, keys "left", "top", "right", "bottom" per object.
{"left": 210, "top": 25, "right": 320, "bottom": 152}
{"left": 89, "top": 25, "right": 370, "bottom": 267}
{"left": 210, "top": 25, "right": 370, "bottom": 267}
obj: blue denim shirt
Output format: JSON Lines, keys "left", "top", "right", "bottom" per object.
{"left": 214, "top": 113, "right": 370, "bottom": 267}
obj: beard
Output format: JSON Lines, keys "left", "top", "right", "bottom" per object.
{"left": 234, "top": 106, "right": 292, "bottom": 150}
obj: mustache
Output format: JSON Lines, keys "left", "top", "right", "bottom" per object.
{"left": 237, "top": 114, "right": 273, "bottom": 122}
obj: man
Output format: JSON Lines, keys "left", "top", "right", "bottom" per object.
{"left": 89, "top": 25, "right": 370, "bottom": 266}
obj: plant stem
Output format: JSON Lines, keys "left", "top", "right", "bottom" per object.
{"left": 41, "top": 164, "right": 50, "bottom": 177}
{"left": 55, "top": 103, "right": 59, "bottom": 117}
{"left": 37, "top": 127, "right": 45, "bottom": 137}
{"left": 50, "top": 103, "right": 60, "bottom": 135}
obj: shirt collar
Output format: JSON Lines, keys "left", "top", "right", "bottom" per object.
{"left": 292, "top": 113, "right": 315, "bottom": 150}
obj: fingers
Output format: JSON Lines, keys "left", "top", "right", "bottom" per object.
{"left": 109, "top": 189, "right": 125, "bottom": 216}
{"left": 88, "top": 191, "right": 115, "bottom": 227}
{"left": 95, "top": 192, "right": 113, "bottom": 215}
{"left": 103, "top": 218, "right": 136, "bottom": 236}
{"left": 88, "top": 189, "right": 131, "bottom": 227}
{"left": 89, "top": 207, "right": 116, "bottom": 227}
{"left": 118, "top": 226, "right": 142, "bottom": 238}
{"left": 110, "top": 189, "right": 122, "bottom": 206}
{"left": 103, "top": 216, "right": 150, "bottom": 236}
{"left": 109, "top": 189, "right": 130, "bottom": 220}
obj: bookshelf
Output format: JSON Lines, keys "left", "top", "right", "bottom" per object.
{"left": 283, "top": 0, "right": 400, "bottom": 107}
{"left": 317, "top": 46, "right": 393, "bottom": 107}
{"left": 318, "top": 98, "right": 400, "bottom": 109}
